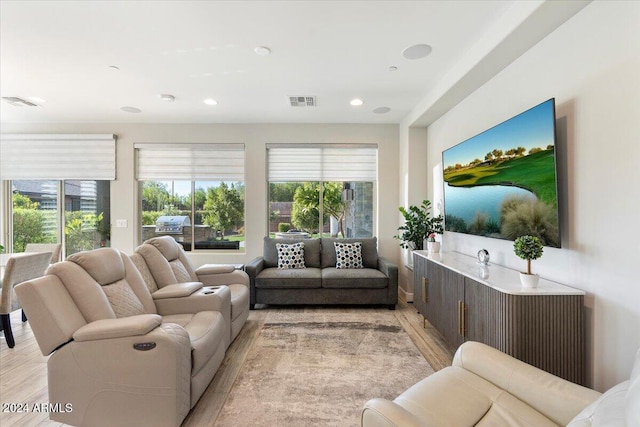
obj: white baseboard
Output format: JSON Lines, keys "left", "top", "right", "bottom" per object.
{"left": 399, "top": 287, "right": 413, "bottom": 303}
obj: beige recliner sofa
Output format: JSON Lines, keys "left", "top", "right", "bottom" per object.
{"left": 134, "top": 236, "right": 250, "bottom": 342}
{"left": 15, "top": 248, "right": 231, "bottom": 427}
{"left": 362, "top": 341, "right": 640, "bottom": 427}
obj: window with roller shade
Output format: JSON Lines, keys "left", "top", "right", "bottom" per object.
{"left": 1, "top": 134, "right": 115, "bottom": 256}
{"left": 135, "top": 143, "right": 245, "bottom": 251}
{"left": 267, "top": 144, "right": 377, "bottom": 238}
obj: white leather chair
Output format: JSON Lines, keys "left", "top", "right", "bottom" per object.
{"left": 15, "top": 248, "right": 230, "bottom": 427}
{"left": 362, "top": 341, "right": 640, "bottom": 427}
{"left": 0, "top": 251, "right": 52, "bottom": 348}
{"left": 135, "top": 236, "right": 249, "bottom": 342}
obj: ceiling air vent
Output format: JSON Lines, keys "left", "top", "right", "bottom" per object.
{"left": 289, "top": 96, "right": 316, "bottom": 107}
{"left": 2, "top": 97, "right": 38, "bottom": 107}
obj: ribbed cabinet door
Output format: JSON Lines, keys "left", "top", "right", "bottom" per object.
{"left": 502, "top": 294, "right": 586, "bottom": 385}
{"left": 412, "top": 253, "right": 427, "bottom": 318}
{"left": 429, "top": 261, "right": 464, "bottom": 349}
{"left": 464, "top": 277, "right": 499, "bottom": 348}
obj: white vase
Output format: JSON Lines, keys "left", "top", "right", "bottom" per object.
{"left": 427, "top": 241, "right": 440, "bottom": 253}
{"left": 519, "top": 272, "right": 539, "bottom": 288}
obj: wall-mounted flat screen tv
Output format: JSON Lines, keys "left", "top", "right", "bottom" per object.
{"left": 442, "top": 98, "right": 560, "bottom": 247}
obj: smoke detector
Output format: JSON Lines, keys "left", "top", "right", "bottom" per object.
{"left": 2, "top": 97, "right": 39, "bottom": 107}
{"left": 288, "top": 96, "right": 316, "bottom": 107}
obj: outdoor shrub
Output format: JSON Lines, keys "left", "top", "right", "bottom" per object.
{"left": 278, "top": 223, "right": 291, "bottom": 232}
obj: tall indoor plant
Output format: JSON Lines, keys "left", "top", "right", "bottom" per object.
{"left": 395, "top": 200, "right": 444, "bottom": 251}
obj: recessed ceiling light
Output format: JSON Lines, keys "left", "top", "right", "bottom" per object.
{"left": 373, "top": 107, "right": 391, "bottom": 114}
{"left": 402, "top": 44, "right": 432, "bottom": 60}
{"left": 120, "top": 106, "right": 141, "bottom": 113}
{"left": 159, "top": 94, "right": 175, "bottom": 102}
{"left": 350, "top": 98, "right": 364, "bottom": 107}
{"left": 254, "top": 46, "right": 271, "bottom": 56}
{"left": 388, "top": 66, "right": 398, "bottom": 72}
{"left": 203, "top": 98, "right": 218, "bottom": 106}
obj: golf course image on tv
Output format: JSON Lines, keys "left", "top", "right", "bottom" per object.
{"left": 442, "top": 98, "right": 560, "bottom": 247}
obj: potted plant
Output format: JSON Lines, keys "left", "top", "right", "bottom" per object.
{"left": 426, "top": 233, "right": 439, "bottom": 253}
{"left": 513, "top": 235, "right": 544, "bottom": 288}
{"left": 426, "top": 214, "right": 444, "bottom": 253}
{"left": 395, "top": 200, "right": 444, "bottom": 253}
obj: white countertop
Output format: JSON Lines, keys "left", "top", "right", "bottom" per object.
{"left": 414, "top": 250, "right": 585, "bottom": 296}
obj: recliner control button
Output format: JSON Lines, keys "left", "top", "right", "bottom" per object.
{"left": 133, "top": 342, "right": 156, "bottom": 351}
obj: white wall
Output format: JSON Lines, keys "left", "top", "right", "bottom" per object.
{"left": 421, "top": 1, "right": 640, "bottom": 390}
{"left": 398, "top": 126, "right": 428, "bottom": 299}
{"left": 1, "top": 123, "right": 400, "bottom": 267}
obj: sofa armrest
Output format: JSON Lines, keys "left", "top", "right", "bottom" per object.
{"left": 378, "top": 257, "right": 398, "bottom": 307}
{"left": 454, "top": 341, "right": 601, "bottom": 425}
{"left": 49, "top": 322, "right": 192, "bottom": 426}
{"left": 197, "top": 269, "right": 249, "bottom": 287}
{"left": 152, "top": 282, "right": 203, "bottom": 299}
{"left": 245, "top": 257, "right": 264, "bottom": 308}
{"left": 196, "top": 264, "right": 235, "bottom": 275}
{"left": 154, "top": 285, "right": 232, "bottom": 317}
{"left": 73, "top": 314, "right": 162, "bottom": 342}
{"left": 377, "top": 257, "right": 398, "bottom": 283}
{"left": 361, "top": 398, "right": 428, "bottom": 427}
{"left": 245, "top": 257, "right": 264, "bottom": 278}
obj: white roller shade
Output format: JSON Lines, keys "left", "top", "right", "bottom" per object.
{"left": 135, "top": 143, "right": 245, "bottom": 181}
{"left": 267, "top": 144, "right": 377, "bottom": 181}
{"left": 0, "top": 134, "right": 116, "bottom": 180}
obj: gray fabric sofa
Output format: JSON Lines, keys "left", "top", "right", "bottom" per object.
{"left": 246, "top": 237, "right": 398, "bottom": 309}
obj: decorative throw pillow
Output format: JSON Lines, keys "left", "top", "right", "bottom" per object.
{"left": 334, "top": 242, "right": 363, "bottom": 269}
{"left": 276, "top": 242, "right": 306, "bottom": 269}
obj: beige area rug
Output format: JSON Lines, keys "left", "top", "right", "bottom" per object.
{"left": 215, "top": 310, "right": 435, "bottom": 426}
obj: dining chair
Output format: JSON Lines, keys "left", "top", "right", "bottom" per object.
{"left": 25, "top": 242, "right": 63, "bottom": 263}
{"left": 0, "top": 252, "right": 53, "bottom": 348}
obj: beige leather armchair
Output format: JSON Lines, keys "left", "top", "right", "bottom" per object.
{"left": 134, "top": 236, "right": 249, "bottom": 342}
{"left": 362, "top": 341, "right": 640, "bottom": 427}
{"left": 15, "top": 248, "right": 230, "bottom": 427}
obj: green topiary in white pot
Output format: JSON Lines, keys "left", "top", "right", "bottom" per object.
{"left": 513, "top": 235, "right": 544, "bottom": 288}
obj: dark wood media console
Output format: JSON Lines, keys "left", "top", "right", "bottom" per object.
{"left": 413, "top": 250, "right": 585, "bottom": 385}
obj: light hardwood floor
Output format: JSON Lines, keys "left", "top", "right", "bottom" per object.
{"left": 0, "top": 299, "right": 454, "bottom": 426}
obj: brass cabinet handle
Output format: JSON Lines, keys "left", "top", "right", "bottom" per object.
{"left": 421, "top": 277, "right": 427, "bottom": 303}
{"left": 458, "top": 301, "right": 462, "bottom": 336}
{"left": 458, "top": 301, "right": 467, "bottom": 338}
{"left": 462, "top": 302, "right": 467, "bottom": 337}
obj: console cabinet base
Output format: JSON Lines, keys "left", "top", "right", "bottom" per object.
{"left": 414, "top": 251, "right": 585, "bottom": 385}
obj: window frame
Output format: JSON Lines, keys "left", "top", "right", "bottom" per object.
{"left": 7, "top": 179, "right": 111, "bottom": 257}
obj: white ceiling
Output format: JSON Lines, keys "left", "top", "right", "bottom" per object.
{"left": 0, "top": 1, "right": 587, "bottom": 125}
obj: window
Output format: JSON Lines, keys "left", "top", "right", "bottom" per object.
{"left": 136, "top": 144, "right": 245, "bottom": 251}
{"left": 1, "top": 134, "right": 116, "bottom": 257}
{"left": 11, "top": 180, "right": 111, "bottom": 256}
{"left": 267, "top": 145, "right": 377, "bottom": 238}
